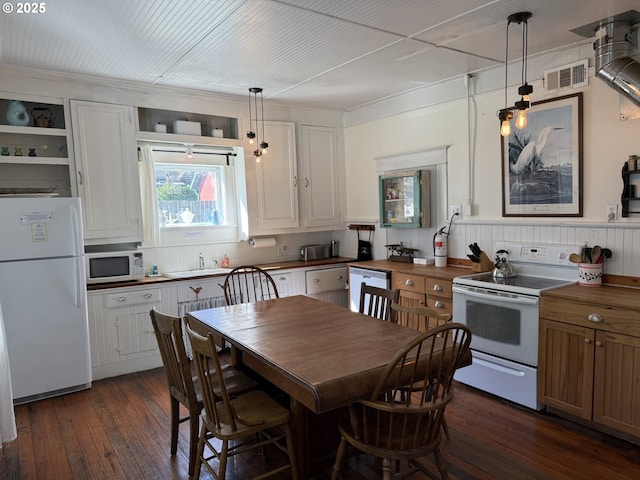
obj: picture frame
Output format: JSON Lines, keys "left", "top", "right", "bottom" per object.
{"left": 501, "top": 92, "right": 583, "bottom": 217}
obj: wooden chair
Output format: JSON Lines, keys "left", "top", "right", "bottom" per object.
{"left": 359, "top": 283, "right": 400, "bottom": 321}
{"left": 222, "top": 265, "right": 280, "bottom": 305}
{"left": 149, "top": 308, "right": 258, "bottom": 476}
{"left": 331, "top": 323, "right": 471, "bottom": 480}
{"left": 390, "top": 303, "right": 452, "bottom": 331}
{"left": 390, "top": 303, "right": 454, "bottom": 437}
{"left": 185, "top": 319, "right": 299, "bottom": 480}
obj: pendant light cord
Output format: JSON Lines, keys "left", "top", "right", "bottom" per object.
{"left": 504, "top": 20, "right": 510, "bottom": 109}
{"left": 521, "top": 20, "right": 528, "bottom": 87}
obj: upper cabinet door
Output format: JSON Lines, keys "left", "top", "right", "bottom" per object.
{"left": 254, "top": 121, "right": 299, "bottom": 230}
{"left": 301, "top": 125, "right": 340, "bottom": 227}
{"left": 71, "top": 101, "right": 142, "bottom": 244}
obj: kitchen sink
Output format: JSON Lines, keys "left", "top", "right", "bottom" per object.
{"left": 163, "top": 268, "right": 232, "bottom": 279}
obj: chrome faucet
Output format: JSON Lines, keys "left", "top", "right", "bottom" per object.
{"left": 199, "top": 252, "right": 205, "bottom": 270}
{"left": 213, "top": 259, "right": 219, "bottom": 268}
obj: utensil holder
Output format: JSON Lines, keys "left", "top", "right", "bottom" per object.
{"left": 578, "top": 263, "right": 602, "bottom": 287}
{"left": 472, "top": 252, "right": 494, "bottom": 273}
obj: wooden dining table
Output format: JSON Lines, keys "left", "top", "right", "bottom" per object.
{"left": 186, "top": 295, "right": 469, "bottom": 477}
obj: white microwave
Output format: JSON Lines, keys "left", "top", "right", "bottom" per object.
{"left": 86, "top": 250, "right": 144, "bottom": 284}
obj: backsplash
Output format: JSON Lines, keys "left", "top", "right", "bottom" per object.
{"left": 141, "top": 231, "right": 334, "bottom": 275}
{"left": 334, "top": 221, "right": 640, "bottom": 278}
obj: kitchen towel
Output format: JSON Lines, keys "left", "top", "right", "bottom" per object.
{"left": 249, "top": 237, "right": 276, "bottom": 248}
{"left": 0, "top": 303, "right": 17, "bottom": 447}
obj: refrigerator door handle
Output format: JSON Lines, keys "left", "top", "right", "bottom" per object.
{"left": 70, "top": 203, "right": 84, "bottom": 256}
{"left": 75, "top": 256, "right": 85, "bottom": 309}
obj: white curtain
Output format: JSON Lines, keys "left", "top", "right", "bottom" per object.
{"left": 138, "top": 144, "right": 161, "bottom": 245}
{"left": 178, "top": 297, "right": 227, "bottom": 358}
{"left": 0, "top": 303, "right": 17, "bottom": 447}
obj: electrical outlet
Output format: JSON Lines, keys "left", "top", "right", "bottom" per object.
{"left": 607, "top": 204, "right": 617, "bottom": 221}
{"left": 278, "top": 245, "right": 287, "bottom": 256}
{"left": 449, "top": 205, "right": 462, "bottom": 219}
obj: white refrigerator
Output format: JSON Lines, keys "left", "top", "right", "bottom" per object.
{"left": 0, "top": 197, "right": 91, "bottom": 404}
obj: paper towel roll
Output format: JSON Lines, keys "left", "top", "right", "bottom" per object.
{"left": 249, "top": 237, "right": 276, "bottom": 248}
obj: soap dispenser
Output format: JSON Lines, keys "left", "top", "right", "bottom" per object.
{"left": 220, "top": 254, "right": 230, "bottom": 268}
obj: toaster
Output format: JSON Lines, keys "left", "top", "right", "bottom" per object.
{"left": 299, "top": 244, "right": 330, "bottom": 261}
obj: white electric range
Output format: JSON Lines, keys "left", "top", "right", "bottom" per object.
{"left": 452, "top": 242, "right": 582, "bottom": 410}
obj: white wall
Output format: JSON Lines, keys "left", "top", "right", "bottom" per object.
{"left": 342, "top": 52, "right": 640, "bottom": 277}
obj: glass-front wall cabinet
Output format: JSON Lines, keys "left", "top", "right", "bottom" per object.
{"left": 379, "top": 170, "right": 430, "bottom": 228}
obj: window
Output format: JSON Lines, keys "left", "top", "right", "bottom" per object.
{"left": 139, "top": 143, "right": 248, "bottom": 245}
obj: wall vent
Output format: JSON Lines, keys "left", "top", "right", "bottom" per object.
{"left": 544, "top": 59, "right": 589, "bottom": 91}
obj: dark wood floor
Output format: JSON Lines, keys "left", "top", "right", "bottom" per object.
{"left": 2, "top": 366, "right": 639, "bottom": 479}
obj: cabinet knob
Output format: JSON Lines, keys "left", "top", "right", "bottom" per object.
{"left": 595, "top": 341, "right": 603, "bottom": 347}
{"left": 433, "top": 284, "right": 443, "bottom": 292}
{"left": 314, "top": 278, "right": 320, "bottom": 283}
{"left": 279, "top": 276, "right": 286, "bottom": 281}
{"left": 117, "top": 296, "right": 127, "bottom": 303}
{"left": 405, "top": 279, "right": 414, "bottom": 286}
{"left": 337, "top": 275, "right": 343, "bottom": 280}
{"left": 587, "top": 313, "right": 603, "bottom": 323}
{"left": 584, "top": 338, "right": 591, "bottom": 344}
{"left": 434, "top": 300, "right": 444, "bottom": 308}
{"left": 143, "top": 293, "right": 153, "bottom": 299}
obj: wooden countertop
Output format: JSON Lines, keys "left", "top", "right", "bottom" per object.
{"left": 542, "top": 283, "right": 640, "bottom": 311}
{"left": 87, "top": 257, "right": 355, "bottom": 291}
{"left": 348, "top": 259, "right": 471, "bottom": 281}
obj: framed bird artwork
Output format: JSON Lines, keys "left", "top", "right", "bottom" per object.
{"left": 501, "top": 92, "right": 583, "bottom": 216}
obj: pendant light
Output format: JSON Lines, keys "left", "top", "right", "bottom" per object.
{"left": 497, "top": 12, "right": 532, "bottom": 137}
{"left": 246, "top": 87, "right": 268, "bottom": 162}
{"left": 513, "top": 12, "right": 532, "bottom": 130}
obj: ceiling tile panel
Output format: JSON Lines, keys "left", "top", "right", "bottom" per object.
{"left": 1, "top": 0, "right": 637, "bottom": 110}
{"left": 156, "top": 0, "right": 403, "bottom": 96}
{"left": 271, "top": 0, "right": 494, "bottom": 36}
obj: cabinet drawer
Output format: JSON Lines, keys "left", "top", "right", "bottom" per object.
{"left": 177, "top": 280, "right": 224, "bottom": 302}
{"left": 105, "top": 289, "right": 162, "bottom": 308}
{"left": 426, "top": 296, "right": 451, "bottom": 313}
{"left": 541, "top": 297, "right": 640, "bottom": 336}
{"left": 306, "top": 267, "right": 347, "bottom": 294}
{"left": 394, "top": 273, "right": 426, "bottom": 294}
{"left": 426, "top": 278, "right": 452, "bottom": 298}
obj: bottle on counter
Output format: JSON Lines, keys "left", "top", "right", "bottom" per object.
{"left": 220, "top": 254, "right": 230, "bottom": 268}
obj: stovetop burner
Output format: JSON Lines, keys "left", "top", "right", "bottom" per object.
{"left": 453, "top": 242, "right": 583, "bottom": 296}
{"left": 464, "top": 272, "right": 574, "bottom": 291}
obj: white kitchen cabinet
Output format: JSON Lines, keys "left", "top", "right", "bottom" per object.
{"left": 300, "top": 125, "right": 340, "bottom": 227}
{"left": 248, "top": 122, "right": 343, "bottom": 235}
{"left": 87, "top": 284, "right": 178, "bottom": 380}
{"left": 305, "top": 266, "right": 348, "bottom": 307}
{"left": 253, "top": 121, "right": 299, "bottom": 231}
{"left": 0, "top": 94, "right": 76, "bottom": 196}
{"left": 71, "top": 100, "right": 142, "bottom": 244}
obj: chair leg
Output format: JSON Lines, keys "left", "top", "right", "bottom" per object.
{"left": 441, "top": 415, "right": 450, "bottom": 440}
{"left": 193, "top": 424, "right": 207, "bottom": 480}
{"left": 433, "top": 447, "right": 449, "bottom": 480}
{"left": 219, "top": 439, "right": 229, "bottom": 480}
{"left": 331, "top": 437, "right": 347, "bottom": 480}
{"left": 382, "top": 458, "right": 392, "bottom": 480}
{"left": 170, "top": 397, "right": 179, "bottom": 455}
{"left": 188, "top": 410, "right": 199, "bottom": 476}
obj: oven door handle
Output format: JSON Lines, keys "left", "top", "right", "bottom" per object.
{"left": 452, "top": 285, "right": 539, "bottom": 306}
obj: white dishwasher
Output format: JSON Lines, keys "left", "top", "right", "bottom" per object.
{"left": 348, "top": 267, "right": 392, "bottom": 312}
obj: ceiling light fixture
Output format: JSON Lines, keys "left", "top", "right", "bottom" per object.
{"left": 247, "top": 87, "right": 268, "bottom": 162}
{"left": 497, "top": 12, "right": 532, "bottom": 137}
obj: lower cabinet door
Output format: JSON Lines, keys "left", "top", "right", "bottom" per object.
{"left": 538, "top": 319, "right": 594, "bottom": 419}
{"left": 593, "top": 331, "right": 640, "bottom": 438}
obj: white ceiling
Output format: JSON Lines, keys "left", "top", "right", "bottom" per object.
{"left": 1, "top": 0, "right": 639, "bottom": 111}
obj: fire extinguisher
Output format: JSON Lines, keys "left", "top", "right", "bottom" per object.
{"left": 433, "top": 228, "right": 448, "bottom": 267}
{"left": 433, "top": 212, "right": 456, "bottom": 267}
